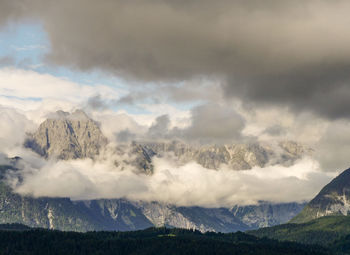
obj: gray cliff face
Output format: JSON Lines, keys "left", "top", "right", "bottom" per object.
{"left": 24, "top": 110, "right": 108, "bottom": 160}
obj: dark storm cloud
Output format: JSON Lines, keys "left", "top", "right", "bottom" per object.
{"left": 144, "top": 104, "right": 246, "bottom": 143}
{"left": 111, "top": 82, "right": 223, "bottom": 106}
{"left": 86, "top": 95, "right": 107, "bottom": 110}
{"left": 3, "top": 0, "right": 350, "bottom": 118}
{"left": 180, "top": 103, "right": 245, "bottom": 143}
{"left": 147, "top": 114, "right": 171, "bottom": 139}
{"left": 225, "top": 64, "right": 350, "bottom": 119}
{"left": 116, "top": 129, "right": 136, "bottom": 143}
{"left": 263, "top": 125, "right": 286, "bottom": 137}
{"left": 115, "top": 103, "right": 245, "bottom": 144}
{"left": 0, "top": 1, "right": 26, "bottom": 27}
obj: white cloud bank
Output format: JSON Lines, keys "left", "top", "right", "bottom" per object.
{"left": 9, "top": 155, "right": 335, "bottom": 207}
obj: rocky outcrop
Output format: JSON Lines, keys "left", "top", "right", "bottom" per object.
{"left": 24, "top": 110, "right": 108, "bottom": 160}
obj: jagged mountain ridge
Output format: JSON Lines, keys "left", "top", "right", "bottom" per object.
{"left": 137, "top": 140, "right": 310, "bottom": 171}
{"left": 291, "top": 168, "right": 350, "bottom": 223}
{"left": 24, "top": 110, "right": 311, "bottom": 173}
{"left": 13, "top": 110, "right": 309, "bottom": 232}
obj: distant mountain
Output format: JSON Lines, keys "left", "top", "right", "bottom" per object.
{"left": 24, "top": 110, "right": 311, "bottom": 172}
{"left": 110, "top": 140, "right": 310, "bottom": 174}
{"left": 134, "top": 140, "right": 310, "bottom": 171}
{"left": 24, "top": 110, "right": 108, "bottom": 160}
{"left": 291, "top": 168, "right": 350, "bottom": 223}
{"left": 5, "top": 110, "right": 307, "bottom": 232}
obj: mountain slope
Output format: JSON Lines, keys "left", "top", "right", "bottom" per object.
{"left": 291, "top": 168, "right": 350, "bottom": 223}
{"left": 249, "top": 168, "right": 350, "bottom": 250}
{"left": 249, "top": 215, "right": 350, "bottom": 246}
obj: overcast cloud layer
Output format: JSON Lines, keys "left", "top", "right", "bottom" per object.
{"left": 2, "top": 0, "right": 350, "bottom": 118}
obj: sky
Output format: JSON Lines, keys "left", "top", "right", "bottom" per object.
{"left": 0, "top": 0, "right": 350, "bottom": 206}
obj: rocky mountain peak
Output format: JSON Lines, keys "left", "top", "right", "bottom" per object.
{"left": 24, "top": 110, "right": 108, "bottom": 160}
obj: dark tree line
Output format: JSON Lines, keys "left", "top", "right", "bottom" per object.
{"left": 0, "top": 226, "right": 333, "bottom": 255}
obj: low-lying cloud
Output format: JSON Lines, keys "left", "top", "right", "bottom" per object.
{"left": 10, "top": 155, "right": 334, "bottom": 207}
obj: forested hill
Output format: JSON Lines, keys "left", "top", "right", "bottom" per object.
{"left": 0, "top": 226, "right": 330, "bottom": 255}
{"left": 249, "top": 215, "right": 350, "bottom": 246}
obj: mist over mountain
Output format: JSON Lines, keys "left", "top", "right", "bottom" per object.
{"left": 23, "top": 109, "right": 311, "bottom": 173}
{"left": 0, "top": 110, "right": 315, "bottom": 232}
{"left": 11, "top": 110, "right": 328, "bottom": 207}
{"left": 0, "top": 159, "right": 305, "bottom": 232}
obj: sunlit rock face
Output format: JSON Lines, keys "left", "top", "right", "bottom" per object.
{"left": 24, "top": 110, "right": 108, "bottom": 160}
